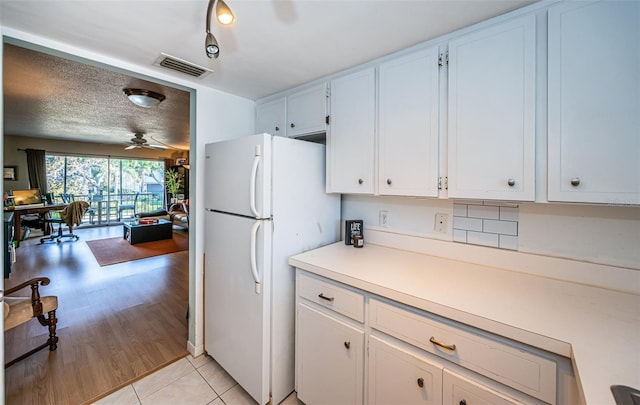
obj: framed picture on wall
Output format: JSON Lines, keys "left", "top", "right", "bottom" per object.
{"left": 3, "top": 166, "right": 17, "bottom": 181}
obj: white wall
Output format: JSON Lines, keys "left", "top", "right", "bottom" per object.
{"left": 191, "top": 86, "right": 255, "bottom": 355}
{"left": 0, "top": 28, "right": 255, "bottom": 357}
{"left": 343, "top": 195, "right": 640, "bottom": 270}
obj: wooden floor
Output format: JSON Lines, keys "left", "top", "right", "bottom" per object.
{"left": 4, "top": 225, "right": 189, "bottom": 404}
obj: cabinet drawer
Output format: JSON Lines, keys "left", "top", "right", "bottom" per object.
{"left": 369, "top": 299, "right": 556, "bottom": 404}
{"left": 297, "top": 272, "right": 365, "bottom": 322}
{"left": 444, "top": 369, "right": 524, "bottom": 405}
{"left": 368, "top": 336, "right": 443, "bottom": 405}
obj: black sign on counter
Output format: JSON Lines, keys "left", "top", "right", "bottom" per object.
{"left": 345, "top": 219, "right": 363, "bottom": 245}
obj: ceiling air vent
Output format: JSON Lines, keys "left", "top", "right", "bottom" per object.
{"left": 153, "top": 53, "right": 213, "bottom": 78}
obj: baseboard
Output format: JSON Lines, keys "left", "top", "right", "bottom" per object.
{"left": 187, "top": 340, "right": 204, "bottom": 357}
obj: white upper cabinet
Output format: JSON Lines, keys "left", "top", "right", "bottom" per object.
{"left": 447, "top": 15, "right": 536, "bottom": 201}
{"left": 256, "top": 97, "right": 286, "bottom": 136}
{"left": 378, "top": 47, "right": 440, "bottom": 197}
{"left": 547, "top": 1, "right": 640, "bottom": 205}
{"left": 327, "top": 67, "right": 376, "bottom": 194}
{"left": 286, "top": 83, "right": 328, "bottom": 137}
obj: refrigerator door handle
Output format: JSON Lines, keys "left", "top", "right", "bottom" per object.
{"left": 249, "top": 152, "right": 261, "bottom": 218}
{"left": 250, "top": 220, "right": 262, "bottom": 294}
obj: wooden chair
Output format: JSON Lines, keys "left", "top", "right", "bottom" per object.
{"left": 4, "top": 277, "right": 59, "bottom": 368}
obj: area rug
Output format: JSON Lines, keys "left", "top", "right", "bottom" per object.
{"left": 86, "top": 233, "right": 188, "bottom": 266}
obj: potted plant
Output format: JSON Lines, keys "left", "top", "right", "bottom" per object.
{"left": 165, "top": 169, "right": 181, "bottom": 204}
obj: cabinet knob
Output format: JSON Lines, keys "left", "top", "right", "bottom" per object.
{"left": 344, "top": 341, "right": 350, "bottom": 349}
{"left": 358, "top": 178, "right": 364, "bottom": 185}
{"left": 275, "top": 126, "right": 280, "bottom": 131}
{"left": 290, "top": 123, "right": 295, "bottom": 128}
{"left": 386, "top": 178, "right": 392, "bottom": 185}
{"left": 417, "top": 378, "right": 424, "bottom": 388}
{"left": 459, "top": 400, "right": 467, "bottom": 405}
{"left": 507, "top": 178, "right": 516, "bottom": 187}
{"left": 571, "top": 177, "right": 581, "bottom": 186}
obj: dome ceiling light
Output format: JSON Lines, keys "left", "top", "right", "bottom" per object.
{"left": 123, "top": 88, "right": 166, "bottom": 108}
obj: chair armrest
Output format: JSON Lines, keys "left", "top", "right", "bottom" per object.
{"left": 6, "top": 277, "right": 50, "bottom": 296}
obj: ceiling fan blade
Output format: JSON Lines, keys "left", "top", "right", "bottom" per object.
{"left": 146, "top": 144, "right": 169, "bottom": 150}
{"left": 124, "top": 145, "right": 138, "bottom": 150}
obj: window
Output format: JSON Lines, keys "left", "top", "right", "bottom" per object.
{"left": 46, "top": 154, "right": 165, "bottom": 223}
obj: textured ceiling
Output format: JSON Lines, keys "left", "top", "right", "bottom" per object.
{"left": 3, "top": 44, "right": 191, "bottom": 150}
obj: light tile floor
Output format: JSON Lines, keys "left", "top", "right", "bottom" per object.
{"left": 92, "top": 355, "right": 302, "bottom": 405}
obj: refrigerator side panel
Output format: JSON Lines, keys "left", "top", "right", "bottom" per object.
{"left": 204, "top": 211, "right": 272, "bottom": 404}
{"left": 270, "top": 137, "right": 341, "bottom": 404}
{"left": 204, "top": 133, "right": 272, "bottom": 218}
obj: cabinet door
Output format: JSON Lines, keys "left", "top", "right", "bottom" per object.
{"left": 548, "top": 1, "right": 640, "bottom": 204}
{"left": 368, "top": 336, "right": 443, "bottom": 405}
{"left": 287, "top": 83, "right": 328, "bottom": 137}
{"left": 448, "top": 15, "right": 536, "bottom": 201}
{"left": 256, "top": 97, "right": 286, "bottom": 136}
{"left": 443, "top": 370, "right": 524, "bottom": 405}
{"left": 327, "top": 67, "right": 376, "bottom": 194}
{"left": 379, "top": 48, "right": 440, "bottom": 197}
{"left": 296, "top": 303, "right": 364, "bottom": 405}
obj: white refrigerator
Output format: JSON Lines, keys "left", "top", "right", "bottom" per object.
{"left": 204, "top": 133, "right": 340, "bottom": 405}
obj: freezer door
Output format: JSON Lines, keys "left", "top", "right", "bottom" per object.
{"left": 204, "top": 211, "right": 272, "bottom": 405}
{"left": 204, "top": 134, "right": 272, "bottom": 218}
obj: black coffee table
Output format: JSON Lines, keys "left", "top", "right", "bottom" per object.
{"left": 123, "top": 219, "right": 173, "bottom": 245}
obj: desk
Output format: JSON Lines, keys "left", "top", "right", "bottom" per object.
{"left": 5, "top": 204, "right": 67, "bottom": 247}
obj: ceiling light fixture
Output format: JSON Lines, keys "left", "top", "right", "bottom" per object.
{"left": 205, "top": 0, "right": 235, "bottom": 59}
{"left": 123, "top": 88, "right": 166, "bottom": 108}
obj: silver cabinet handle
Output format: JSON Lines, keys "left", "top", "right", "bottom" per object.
{"left": 429, "top": 336, "right": 456, "bottom": 351}
{"left": 318, "top": 293, "right": 334, "bottom": 302}
{"left": 344, "top": 341, "right": 350, "bottom": 349}
{"left": 417, "top": 377, "right": 424, "bottom": 388}
{"left": 507, "top": 178, "right": 516, "bottom": 187}
{"left": 571, "top": 177, "right": 581, "bottom": 186}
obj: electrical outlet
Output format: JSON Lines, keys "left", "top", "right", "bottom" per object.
{"left": 435, "top": 213, "right": 448, "bottom": 233}
{"left": 379, "top": 210, "right": 389, "bottom": 228}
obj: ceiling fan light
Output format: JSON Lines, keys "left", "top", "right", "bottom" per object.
{"left": 123, "top": 88, "right": 165, "bottom": 108}
{"left": 216, "top": 0, "right": 235, "bottom": 25}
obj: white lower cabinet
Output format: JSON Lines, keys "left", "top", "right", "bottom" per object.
{"left": 295, "top": 270, "right": 573, "bottom": 405}
{"left": 443, "top": 370, "right": 523, "bottom": 405}
{"left": 296, "top": 304, "right": 364, "bottom": 405}
{"left": 368, "top": 336, "right": 443, "bottom": 405}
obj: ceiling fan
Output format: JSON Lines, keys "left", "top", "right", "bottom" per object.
{"left": 124, "top": 133, "right": 168, "bottom": 150}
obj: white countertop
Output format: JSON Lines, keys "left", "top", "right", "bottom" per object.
{"left": 289, "top": 241, "right": 640, "bottom": 405}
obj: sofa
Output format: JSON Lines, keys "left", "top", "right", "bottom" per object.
{"left": 135, "top": 201, "right": 189, "bottom": 230}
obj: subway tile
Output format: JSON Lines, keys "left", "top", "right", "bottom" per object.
{"left": 453, "top": 216, "right": 482, "bottom": 232}
{"left": 467, "top": 231, "right": 499, "bottom": 248}
{"left": 452, "top": 199, "right": 483, "bottom": 205}
{"left": 453, "top": 204, "right": 468, "bottom": 217}
{"left": 453, "top": 229, "right": 467, "bottom": 243}
{"left": 499, "top": 235, "right": 519, "bottom": 251}
{"left": 468, "top": 205, "right": 499, "bottom": 220}
{"left": 483, "top": 219, "right": 518, "bottom": 236}
{"left": 499, "top": 206, "right": 519, "bottom": 221}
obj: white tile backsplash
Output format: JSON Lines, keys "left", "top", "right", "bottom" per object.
{"left": 468, "top": 205, "right": 500, "bottom": 220}
{"left": 452, "top": 216, "right": 483, "bottom": 231}
{"left": 483, "top": 219, "right": 518, "bottom": 236}
{"left": 467, "top": 231, "right": 499, "bottom": 248}
{"left": 453, "top": 201, "right": 519, "bottom": 250}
